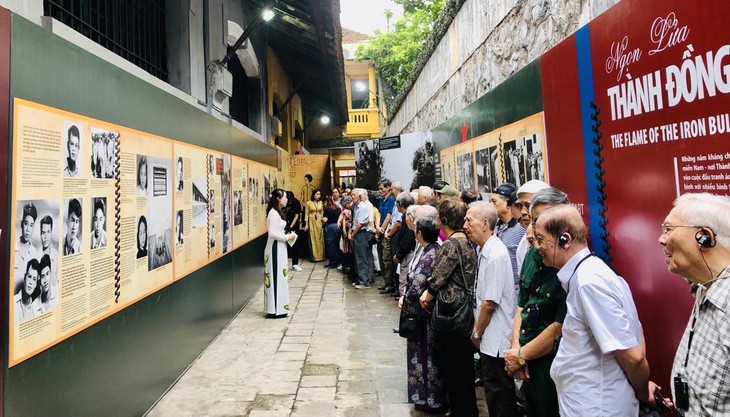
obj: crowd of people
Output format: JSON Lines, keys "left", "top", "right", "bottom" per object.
{"left": 262, "top": 175, "right": 728, "bottom": 417}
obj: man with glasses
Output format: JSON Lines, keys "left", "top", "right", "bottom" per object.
{"left": 514, "top": 180, "right": 549, "bottom": 272}
{"left": 659, "top": 193, "right": 730, "bottom": 416}
{"left": 535, "top": 204, "right": 650, "bottom": 417}
{"left": 503, "top": 187, "right": 568, "bottom": 417}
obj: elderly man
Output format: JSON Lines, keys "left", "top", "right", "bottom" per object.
{"left": 464, "top": 202, "right": 518, "bottom": 417}
{"left": 417, "top": 186, "right": 435, "bottom": 206}
{"left": 659, "top": 193, "right": 730, "bottom": 415}
{"left": 503, "top": 187, "right": 569, "bottom": 417}
{"left": 534, "top": 204, "right": 649, "bottom": 417}
{"left": 514, "top": 180, "right": 549, "bottom": 272}
{"left": 491, "top": 183, "right": 525, "bottom": 291}
{"left": 434, "top": 184, "right": 459, "bottom": 200}
{"left": 349, "top": 189, "right": 375, "bottom": 289}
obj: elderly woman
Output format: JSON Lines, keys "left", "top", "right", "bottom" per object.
{"left": 403, "top": 214, "right": 447, "bottom": 413}
{"left": 420, "top": 198, "right": 479, "bottom": 417}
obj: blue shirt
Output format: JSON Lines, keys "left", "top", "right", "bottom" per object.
{"left": 378, "top": 195, "right": 395, "bottom": 226}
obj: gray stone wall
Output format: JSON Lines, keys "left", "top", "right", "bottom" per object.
{"left": 386, "top": 0, "right": 620, "bottom": 136}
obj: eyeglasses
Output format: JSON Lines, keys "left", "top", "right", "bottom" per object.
{"left": 660, "top": 223, "right": 701, "bottom": 236}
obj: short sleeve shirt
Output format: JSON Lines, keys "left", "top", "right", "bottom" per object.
{"left": 550, "top": 248, "right": 642, "bottom": 417}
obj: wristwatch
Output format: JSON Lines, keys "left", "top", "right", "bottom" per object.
{"left": 517, "top": 346, "right": 526, "bottom": 366}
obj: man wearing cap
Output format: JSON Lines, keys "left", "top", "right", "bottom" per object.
{"left": 514, "top": 180, "right": 550, "bottom": 273}
{"left": 435, "top": 184, "right": 459, "bottom": 199}
{"left": 491, "top": 183, "right": 525, "bottom": 293}
{"left": 503, "top": 187, "right": 569, "bottom": 417}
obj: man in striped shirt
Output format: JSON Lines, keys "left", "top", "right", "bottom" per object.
{"left": 490, "top": 183, "right": 525, "bottom": 293}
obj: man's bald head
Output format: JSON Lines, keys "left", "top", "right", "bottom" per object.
{"left": 537, "top": 204, "right": 587, "bottom": 245}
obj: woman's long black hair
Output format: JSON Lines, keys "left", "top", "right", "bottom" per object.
{"left": 267, "top": 188, "right": 287, "bottom": 219}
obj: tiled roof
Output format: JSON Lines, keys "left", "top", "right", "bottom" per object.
{"left": 342, "top": 27, "right": 369, "bottom": 44}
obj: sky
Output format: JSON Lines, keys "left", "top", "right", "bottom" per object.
{"left": 339, "top": 0, "right": 404, "bottom": 35}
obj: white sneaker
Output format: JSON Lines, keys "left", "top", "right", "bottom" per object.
{"left": 291, "top": 265, "right": 303, "bottom": 272}
{"left": 336, "top": 265, "right": 343, "bottom": 271}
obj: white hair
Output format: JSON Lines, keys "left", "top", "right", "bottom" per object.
{"left": 418, "top": 186, "right": 434, "bottom": 201}
{"left": 391, "top": 180, "right": 403, "bottom": 192}
{"left": 468, "top": 201, "right": 498, "bottom": 230}
{"left": 674, "top": 193, "right": 730, "bottom": 249}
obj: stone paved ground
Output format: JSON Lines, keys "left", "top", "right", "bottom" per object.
{"left": 146, "top": 261, "right": 488, "bottom": 417}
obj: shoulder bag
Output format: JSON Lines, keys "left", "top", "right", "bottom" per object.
{"left": 431, "top": 240, "right": 474, "bottom": 339}
{"left": 398, "top": 272, "right": 421, "bottom": 340}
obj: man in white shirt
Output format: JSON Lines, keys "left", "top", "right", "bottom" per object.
{"left": 464, "top": 202, "right": 518, "bottom": 417}
{"left": 533, "top": 204, "right": 650, "bottom": 417}
{"left": 350, "top": 189, "right": 374, "bottom": 289}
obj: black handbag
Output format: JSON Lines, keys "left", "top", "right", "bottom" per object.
{"left": 431, "top": 242, "right": 474, "bottom": 339}
{"left": 398, "top": 307, "right": 420, "bottom": 339}
{"left": 399, "top": 272, "right": 421, "bottom": 340}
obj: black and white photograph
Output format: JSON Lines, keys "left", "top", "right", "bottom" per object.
{"left": 176, "top": 157, "right": 184, "bottom": 191}
{"left": 90, "top": 128, "right": 119, "bottom": 179}
{"left": 13, "top": 200, "right": 60, "bottom": 300}
{"left": 379, "top": 132, "right": 435, "bottom": 191}
{"left": 146, "top": 156, "right": 173, "bottom": 271}
{"left": 136, "top": 216, "right": 148, "bottom": 259}
{"left": 247, "top": 177, "right": 254, "bottom": 199}
{"left": 209, "top": 189, "right": 215, "bottom": 213}
{"left": 209, "top": 223, "right": 216, "bottom": 248}
{"left": 233, "top": 190, "right": 243, "bottom": 226}
{"left": 475, "top": 148, "right": 491, "bottom": 193}
{"left": 263, "top": 173, "right": 271, "bottom": 206}
{"left": 503, "top": 139, "right": 527, "bottom": 187}
{"left": 192, "top": 178, "right": 209, "bottom": 229}
{"left": 502, "top": 141, "right": 518, "bottom": 187}
{"left": 63, "top": 198, "right": 83, "bottom": 256}
{"left": 220, "top": 156, "right": 232, "bottom": 253}
{"left": 90, "top": 197, "right": 107, "bottom": 249}
{"left": 354, "top": 139, "right": 383, "bottom": 190}
{"left": 525, "top": 134, "right": 545, "bottom": 182}
{"left": 456, "top": 151, "right": 475, "bottom": 190}
{"left": 63, "top": 122, "right": 83, "bottom": 178}
{"left": 137, "top": 154, "right": 148, "bottom": 197}
{"left": 475, "top": 145, "right": 500, "bottom": 193}
{"left": 149, "top": 232, "right": 172, "bottom": 271}
{"left": 176, "top": 210, "right": 184, "bottom": 246}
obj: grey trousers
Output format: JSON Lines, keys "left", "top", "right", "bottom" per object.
{"left": 354, "top": 231, "right": 374, "bottom": 285}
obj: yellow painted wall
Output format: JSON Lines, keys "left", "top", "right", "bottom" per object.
{"left": 267, "top": 48, "right": 304, "bottom": 153}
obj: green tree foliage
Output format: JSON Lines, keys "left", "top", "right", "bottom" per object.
{"left": 355, "top": 0, "right": 445, "bottom": 100}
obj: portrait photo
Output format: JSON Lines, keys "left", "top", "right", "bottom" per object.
{"left": 62, "top": 198, "right": 83, "bottom": 256}
{"left": 176, "top": 210, "right": 184, "bottom": 246}
{"left": 63, "top": 122, "right": 83, "bottom": 178}
{"left": 136, "top": 215, "right": 147, "bottom": 259}
{"left": 90, "top": 197, "right": 107, "bottom": 249}
{"left": 137, "top": 154, "right": 148, "bottom": 197}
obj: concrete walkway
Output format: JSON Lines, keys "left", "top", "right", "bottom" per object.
{"left": 146, "top": 261, "right": 488, "bottom": 417}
